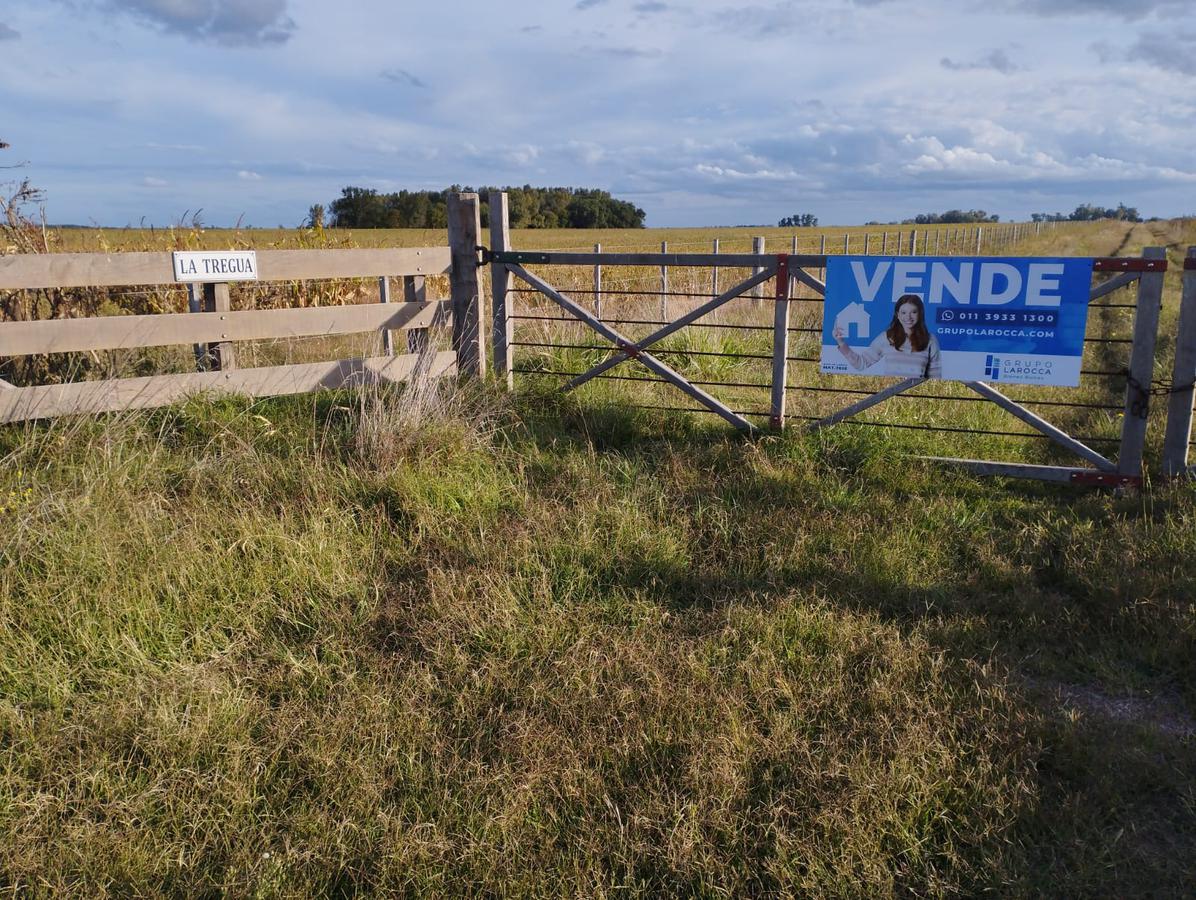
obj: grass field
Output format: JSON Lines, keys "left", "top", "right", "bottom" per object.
{"left": 1, "top": 219, "right": 1194, "bottom": 896}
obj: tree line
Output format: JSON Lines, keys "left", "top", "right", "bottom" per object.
{"left": 316, "top": 185, "right": 646, "bottom": 230}
{"left": 1031, "top": 203, "right": 1142, "bottom": 223}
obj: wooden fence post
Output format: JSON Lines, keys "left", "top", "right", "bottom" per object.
{"left": 975, "top": 228, "right": 983, "bottom": 254}
{"left": 909, "top": 230, "right": 917, "bottom": 255}
{"left": 186, "top": 283, "right": 207, "bottom": 371}
{"left": 864, "top": 233, "right": 871, "bottom": 255}
{"left": 820, "top": 234, "right": 827, "bottom": 281}
{"left": 1162, "top": 247, "right": 1196, "bottom": 477}
{"left": 881, "top": 232, "right": 888, "bottom": 254}
{"left": 378, "top": 276, "right": 395, "bottom": 356}
{"left": 447, "top": 192, "right": 485, "bottom": 378}
{"left": 403, "top": 275, "right": 429, "bottom": 353}
{"left": 594, "top": 243, "right": 602, "bottom": 318}
{"left": 844, "top": 233, "right": 850, "bottom": 255}
{"left": 202, "top": 282, "right": 235, "bottom": 371}
{"left": 488, "top": 190, "right": 513, "bottom": 389}
{"left": 1118, "top": 247, "right": 1166, "bottom": 480}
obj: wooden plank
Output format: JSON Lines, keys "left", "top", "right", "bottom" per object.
{"left": 0, "top": 351, "right": 457, "bottom": 423}
{"left": 1162, "top": 248, "right": 1196, "bottom": 477}
{"left": 805, "top": 378, "right": 925, "bottom": 432}
{"left": 489, "top": 190, "right": 513, "bottom": 389}
{"left": 1118, "top": 247, "right": 1166, "bottom": 478}
{"left": 0, "top": 301, "right": 447, "bottom": 356}
{"left": 965, "top": 381, "right": 1115, "bottom": 471}
{"left": 508, "top": 264, "right": 755, "bottom": 432}
{"left": 0, "top": 247, "right": 452, "bottom": 290}
{"left": 447, "top": 193, "right": 484, "bottom": 378}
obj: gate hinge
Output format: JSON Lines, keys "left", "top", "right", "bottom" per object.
{"left": 490, "top": 250, "right": 552, "bottom": 265}
{"left": 1069, "top": 471, "right": 1141, "bottom": 489}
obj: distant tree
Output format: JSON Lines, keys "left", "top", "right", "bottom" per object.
{"left": 306, "top": 203, "right": 325, "bottom": 229}
{"left": 906, "top": 209, "right": 998, "bottom": 225}
{"left": 1066, "top": 202, "right": 1141, "bottom": 223}
{"left": 778, "top": 213, "right": 818, "bottom": 227}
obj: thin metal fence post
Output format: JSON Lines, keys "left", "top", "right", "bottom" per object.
{"left": 752, "top": 236, "right": 765, "bottom": 300}
{"left": 488, "top": 190, "right": 513, "bottom": 388}
{"left": 1118, "top": 247, "right": 1166, "bottom": 480}
{"left": 594, "top": 243, "right": 602, "bottom": 319}
{"left": 1163, "top": 247, "right": 1196, "bottom": 477}
{"left": 660, "top": 240, "right": 669, "bottom": 321}
{"left": 447, "top": 192, "right": 484, "bottom": 378}
{"left": 711, "top": 238, "right": 719, "bottom": 301}
{"left": 770, "top": 256, "right": 792, "bottom": 429}
{"left": 791, "top": 234, "right": 798, "bottom": 254}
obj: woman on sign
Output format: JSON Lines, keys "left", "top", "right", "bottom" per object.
{"left": 833, "top": 293, "right": 942, "bottom": 378}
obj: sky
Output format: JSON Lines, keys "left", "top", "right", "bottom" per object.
{"left": 1, "top": 0, "right": 1195, "bottom": 227}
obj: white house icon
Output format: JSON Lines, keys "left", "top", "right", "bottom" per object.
{"left": 835, "top": 302, "right": 870, "bottom": 340}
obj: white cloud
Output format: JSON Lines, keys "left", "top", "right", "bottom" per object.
{"left": 142, "top": 175, "right": 167, "bottom": 187}
{"left": 237, "top": 170, "right": 263, "bottom": 180}
{"left": 83, "top": 0, "right": 296, "bottom": 45}
{"left": 0, "top": 23, "right": 20, "bottom": 40}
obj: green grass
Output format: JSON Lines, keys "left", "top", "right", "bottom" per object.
{"left": 1, "top": 379, "right": 1194, "bottom": 897}
{"left": 2, "top": 217, "right": 1194, "bottom": 895}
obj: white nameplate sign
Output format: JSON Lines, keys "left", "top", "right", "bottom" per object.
{"left": 172, "top": 250, "right": 259, "bottom": 283}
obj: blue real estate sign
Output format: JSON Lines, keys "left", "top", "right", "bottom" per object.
{"left": 820, "top": 256, "right": 1094, "bottom": 386}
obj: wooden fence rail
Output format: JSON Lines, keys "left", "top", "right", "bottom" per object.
{"left": 0, "top": 195, "right": 486, "bottom": 422}
{"left": 0, "top": 247, "right": 451, "bottom": 289}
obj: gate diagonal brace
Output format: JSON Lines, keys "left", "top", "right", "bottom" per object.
{"left": 563, "top": 265, "right": 780, "bottom": 392}
{"left": 506, "top": 263, "right": 757, "bottom": 432}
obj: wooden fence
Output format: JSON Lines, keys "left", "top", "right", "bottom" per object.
{"left": 0, "top": 195, "right": 485, "bottom": 423}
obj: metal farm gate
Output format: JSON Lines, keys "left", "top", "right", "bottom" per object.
{"left": 484, "top": 191, "right": 1176, "bottom": 489}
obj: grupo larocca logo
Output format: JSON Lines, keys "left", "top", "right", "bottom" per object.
{"left": 984, "top": 355, "right": 1054, "bottom": 381}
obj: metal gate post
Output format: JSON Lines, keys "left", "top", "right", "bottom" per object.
{"left": 1162, "top": 247, "right": 1196, "bottom": 477}
{"left": 488, "top": 190, "right": 513, "bottom": 388}
{"left": 1118, "top": 247, "right": 1166, "bottom": 479}
{"left": 770, "top": 255, "right": 791, "bottom": 429}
